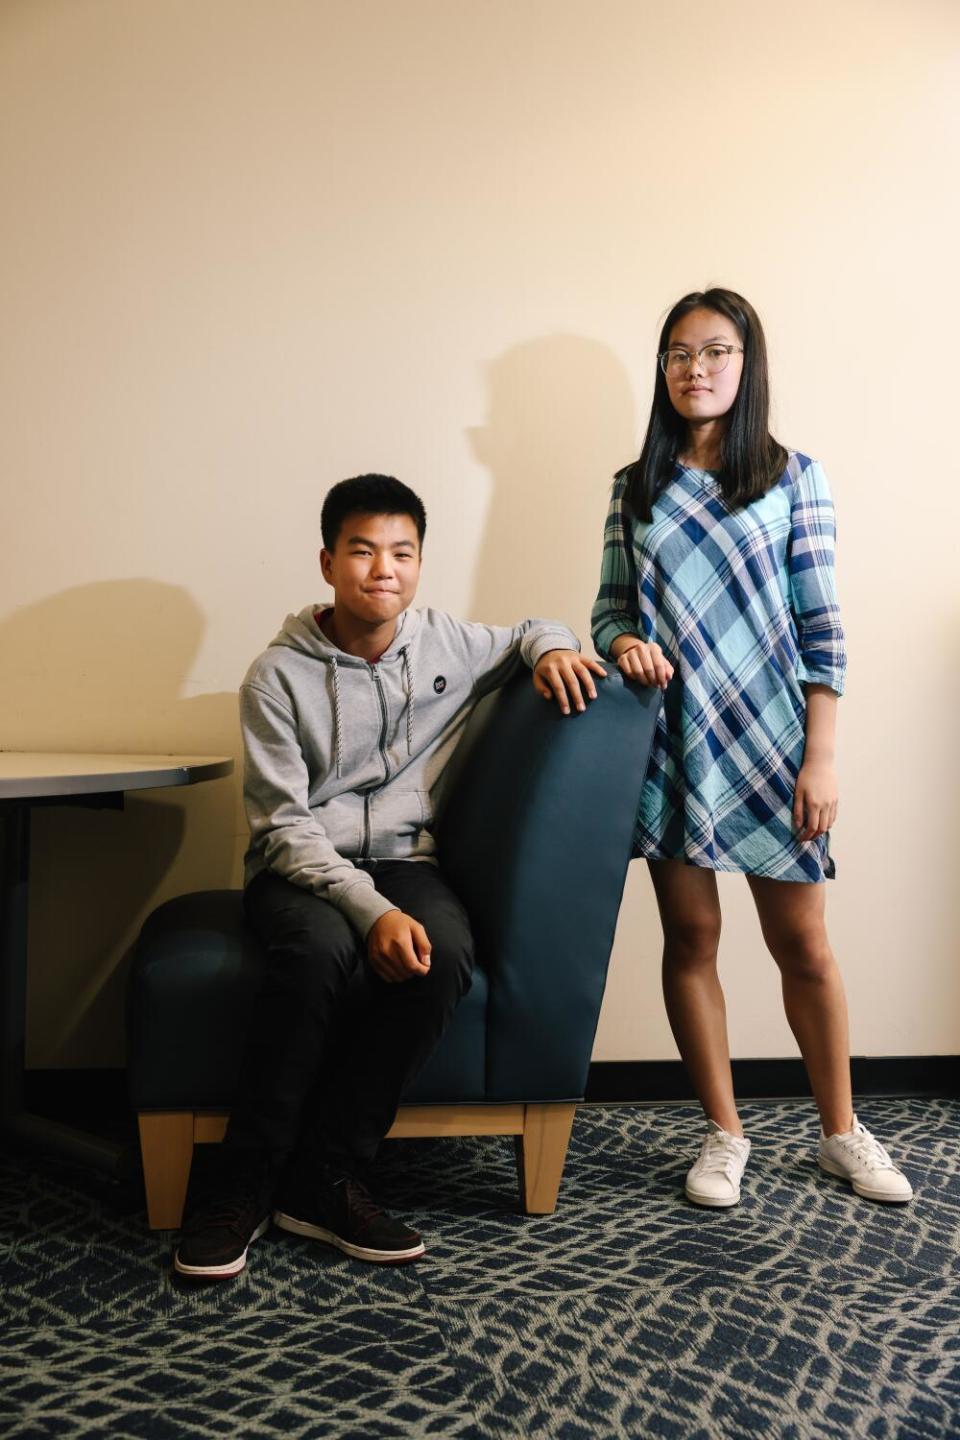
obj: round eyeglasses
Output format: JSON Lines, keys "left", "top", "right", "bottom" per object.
{"left": 658, "top": 344, "right": 743, "bottom": 377}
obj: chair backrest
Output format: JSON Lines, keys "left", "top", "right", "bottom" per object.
{"left": 436, "top": 666, "right": 659, "bottom": 1101}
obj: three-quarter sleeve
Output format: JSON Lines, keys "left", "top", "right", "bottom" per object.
{"left": 788, "top": 459, "right": 847, "bottom": 695}
{"left": 591, "top": 474, "right": 642, "bottom": 659}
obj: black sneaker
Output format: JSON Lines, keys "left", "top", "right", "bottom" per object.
{"left": 273, "top": 1175, "right": 425, "bottom": 1263}
{"left": 174, "top": 1174, "right": 272, "bottom": 1279}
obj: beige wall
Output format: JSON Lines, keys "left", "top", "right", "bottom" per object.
{"left": 2, "top": 0, "right": 958, "bottom": 1067}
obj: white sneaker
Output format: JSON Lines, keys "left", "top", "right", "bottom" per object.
{"left": 685, "top": 1120, "right": 751, "bottom": 1207}
{"left": 818, "top": 1115, "right": 913, "bottom": 1202}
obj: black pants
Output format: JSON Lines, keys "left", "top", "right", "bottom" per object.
{"left": 224, "top": 861, "right": 474, "bottom": 1177}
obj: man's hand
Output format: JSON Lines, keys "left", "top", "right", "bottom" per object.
{"left": 367, "top": 910, "right": 432, "bottom": 983}
{"left": 610, "top": 635, "right": 673, "bottom": 690}
{"left": 793, "top": 760, "right": 838, "bottom": 841}
{"left": 532, "top": 649, "right": 607, "bottom": 715}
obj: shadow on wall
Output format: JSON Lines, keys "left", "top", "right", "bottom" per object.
{"left": 467, "top": 335, "right": 639, "bottom": 638}
{"left": 0, "top": 580, "right": 241, "bottom": 1068}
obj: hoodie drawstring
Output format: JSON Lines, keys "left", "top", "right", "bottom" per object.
{"left": 400, "top": 646, "right": 415, "bottom": 758}
{"left": 331, "top": 656, "right": 343, "bottom": 778}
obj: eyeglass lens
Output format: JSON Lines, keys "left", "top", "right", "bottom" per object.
{"left": 660, "top": 346, "right": 736, "bottom": 376}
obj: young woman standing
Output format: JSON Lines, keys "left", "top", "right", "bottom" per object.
{"left": 592, "top": 288, "right": 911, "bottom": 1207}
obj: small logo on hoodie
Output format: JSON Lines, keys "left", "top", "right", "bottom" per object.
{"left": 433, "top": 675, "right": 447, "bottom": 694}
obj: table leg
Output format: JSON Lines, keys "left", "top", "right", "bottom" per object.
{"left": 1, "top": 802, "right": 29, "bottom": 1119}
{"left": 0, "top": 800, "right": 129, "bottom": 1174}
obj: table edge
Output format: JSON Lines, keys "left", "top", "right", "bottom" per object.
{"left": 0, "top": 757, "right": 234, "bottom": 800}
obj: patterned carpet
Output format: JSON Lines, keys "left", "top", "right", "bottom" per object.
{"left": 1, "top": 1099, "right": 958, "bottom": 1439}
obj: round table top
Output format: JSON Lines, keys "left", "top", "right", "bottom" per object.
{"left": 0, "top": 752, "right": 234, "bottom": 800}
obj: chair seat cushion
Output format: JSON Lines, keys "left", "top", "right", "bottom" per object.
{"left": 127, "top": 890, "right": 487, "bottom": 1110}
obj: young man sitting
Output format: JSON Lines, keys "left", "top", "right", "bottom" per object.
{"left": 174, "top": 473, "right": 604, "bottom": 1278}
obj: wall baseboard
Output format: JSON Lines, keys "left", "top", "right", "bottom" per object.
{"left": 23, "top": 1056, "right": 960, "bottom": 1121}
{"left": 584, "top": 1056, "right": 960, "bottom": 1103}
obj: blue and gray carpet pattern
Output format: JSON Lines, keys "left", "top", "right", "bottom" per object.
{"left": 1, "top": 1099, "right": 959, "bottom": 1438}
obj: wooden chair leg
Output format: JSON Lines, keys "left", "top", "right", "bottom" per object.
{"left": 138, "top": 1112, "right": 195, "bottom": 1230}
{"left": 137, "top": 1103, "right": 577, "bottom": 1225}
{"left": 515, "top": 1102, "right": 576, "bottom": 1214}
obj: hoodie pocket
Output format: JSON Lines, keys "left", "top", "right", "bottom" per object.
{"left": 371, "top": 789, "right": 424, "bottom": 835}
{"left": 313, "top": 793, "right": 364, "bottom": 856}
{"left": 369, "top": 789, "right": 430, "bottom": 856}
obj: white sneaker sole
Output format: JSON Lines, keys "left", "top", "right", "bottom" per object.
{"left": 273, "top": 1210, "right": 426, "bottom": 1263}
{"left": 173, "top": 1216, "right": 271, "bottom": 1277}
{"left": 818, "top": 1157, "right": 913, "bottom": 1203}
{"left": 685, "top": 1184, "right": 740, "bottom": 1208}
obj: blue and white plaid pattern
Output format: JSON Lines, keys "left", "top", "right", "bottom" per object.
{"left": 592, "top": 453, "right": 846, "bottom": 882}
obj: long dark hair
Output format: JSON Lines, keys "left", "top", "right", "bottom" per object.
{"left": 623, "top": 288, "right": 788, "bottom": 521}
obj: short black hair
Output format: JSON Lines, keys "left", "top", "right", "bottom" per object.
{"left": 321, "top": 474, "right": 427, "bottom": 551}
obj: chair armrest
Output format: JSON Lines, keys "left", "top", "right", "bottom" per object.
{"left": 126, "top": 891, "right": 261, "bottom": 1109}
{"left": 436, "top": 666, "right": 659, "bottom": 1101}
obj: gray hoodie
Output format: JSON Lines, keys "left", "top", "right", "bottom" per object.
{"left": 241, "top": 604, "right": 578, "bottom": 936}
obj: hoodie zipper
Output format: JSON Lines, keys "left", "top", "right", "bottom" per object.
{"left": 360, "top": 663, "right": 392, "bottom": 859}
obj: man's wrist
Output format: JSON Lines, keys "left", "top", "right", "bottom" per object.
{"left": 527, "top": 630, "right": 580, "bottom": 667}
{"left": 342, "top": 888, "right": 398, "bottom": 938}
{"left": 366, "top": 905, "right": 402, "bottom": 933}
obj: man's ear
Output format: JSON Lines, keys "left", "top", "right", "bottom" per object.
{"left": 319, "top": 547, "right": 333, "bottom": 585}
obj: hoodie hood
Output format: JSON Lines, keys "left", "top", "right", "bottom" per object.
{"left": 270, "top": 605, "right": 421, "bottom": 664}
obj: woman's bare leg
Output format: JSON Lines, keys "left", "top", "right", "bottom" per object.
{"left": 746, "top": 875, "right": 853, "bottom": 1137}
{"left": 648, "top": 859, "right": 741, "bottom": 1136}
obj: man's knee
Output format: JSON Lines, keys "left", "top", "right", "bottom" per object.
{"left": 393, "top": 880, "right": 475, "bottom": 1005}
{"left": 245, "top": 880, "right": 359, "bottom": 1006}
{"left": 389, "top": 924, "right": 474, "bottom": 1021}
{"left": 426, "top": 927, "right": 475, "bottom": 1003}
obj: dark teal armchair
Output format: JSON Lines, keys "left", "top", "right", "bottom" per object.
{"left": 128, "top": 667, "right": 659, "bottom": 1227}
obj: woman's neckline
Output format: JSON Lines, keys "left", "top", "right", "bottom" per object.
{"left": 677, "top": 460, "right": 721, "bottom": 477}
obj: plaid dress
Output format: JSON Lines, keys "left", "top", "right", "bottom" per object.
{"left": 591, "top": 452, "right": 846, "bottom": 883}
